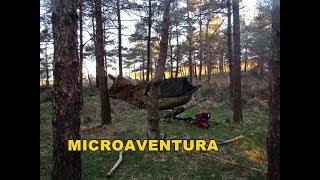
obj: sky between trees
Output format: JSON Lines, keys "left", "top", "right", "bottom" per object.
{"left": 40, "top": 0, "right": 258, "bottom": 79}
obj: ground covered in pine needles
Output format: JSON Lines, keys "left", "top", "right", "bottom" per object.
{"left": 40, "top": 73, "right": 269, "bottom": 179}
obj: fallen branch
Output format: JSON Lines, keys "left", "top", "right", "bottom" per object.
{"left": 201, "top": 153, "right": 267, "bottom": 174}
{"left": 162, "top": 98, "right": 208, "bottom": 119}
{"left": 107, "top": 149, "right": 124, "bottom": 177}
{"left": 217, "top": 135, "right": 244, "bottom": 145}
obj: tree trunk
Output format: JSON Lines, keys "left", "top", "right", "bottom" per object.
{"left": 147, "top": 0, "right": 173, "bottom": 139}
{"left": 194, "top": 57, "right": 197, "bottom": 80}
{"left": 187, "top": 2, "right": 193, "bottom": 82}
{"left": 244, "top": 48, "right": 248, "bottom": 72}
{"left": 146, "top": 0, "right": 152, "bottom": 81}
{"left": 44, "top": 50, "right": 50, "bottom": 87}
{"left": 169, "top": 30, "right": 173, "bottom": 78}
{"left": 90, "top": 0, "right": 99, "bottom": 88}
{"left": 79, "top": 0, "right": 84, "bottom": 107}
{"left": 227, "top": 0, "right": 234, "bottom": 105}
{"left": 205, "top": 17, "right": 210, "bottom": 81}
{"left": 84, "top": 64, "right": 93, "bottom": 92}
{"left": 175, "top": 21, "right": 180, "bottom": 77}
{"left": 170, "top": 46, "right": 173, "bottom": 78}
{"left": 207, "top": 51, "right": 213, "bottom": 80}
{"left": 142, "top": 53, "right": 146, "bottom": 81}
{"left": 51, "top": 0, "right": 82, "bottom": 178}
{"left": 117, "top": 0, "right": 123, "bottom": 77}
{"left": 267, "top": 0, "right": 280, "bottom": 179}
{"left": 88, "top": 74, "right": 93, "bottom": 91}
{"left": 103, "top": 11, "right": 108, "bottom": 75}
{"left": 198, "top": 0, "right": 203, "bottom": 81}
{"left": 150, "top": 64, "right": 153, "bottom": 80}
{"left": 94, "top": 0, "right": 112, "bottom": 125}
{"left": 150, "top": 57, "right": 153, "bottom": 80}
{"left": 174, "top": 0, "right": 180, "bottom": 78}
{"left": 206, "top": 66, "right": 208, "bottom": 75}
{"left": 175, "top": 47, "right": 180, "bottom": 77}
{"left": 232, "top": 0, "right": 243, "bottom": 123}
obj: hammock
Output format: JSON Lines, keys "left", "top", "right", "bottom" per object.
{"left": 108, "top": 75, "right": 201, "bottom": 110}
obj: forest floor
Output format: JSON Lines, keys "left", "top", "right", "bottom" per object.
{"left": 40, "top": 72, "right": 269, "bottom": 179}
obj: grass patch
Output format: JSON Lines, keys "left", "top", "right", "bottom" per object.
{"left": 40, "top": 74, "right": 269, "bottom": 179}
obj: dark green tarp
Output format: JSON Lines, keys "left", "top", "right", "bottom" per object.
{"left": 159, "top": 77, "right": 200, "bottom": 98}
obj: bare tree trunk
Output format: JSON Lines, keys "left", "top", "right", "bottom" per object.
{"left": 147, "top": 0, "right": 173, "bottom": 139}
{"left": 204, "top": 64, "right": 207, "bottom": 76}
{"left": 173, "top": 0, "right": 180, "bottom": 78}
{"left": 51, "top": 0, "right": 81, "bottom": 178}
{"left": 146, "top": 0, "right": 152, "bottom": 81}
{"left": 154, "top": 57, "right": 157, "bottom": 73}
{"left": 187, "top": 2, "right": 193, "bottom": 82}
{"left": 244, "top": 48, "right": 248, "bottom": 72}
{"left": 150, "top": 58, "right": 153, "bottom": 80}
{"left": 44, "top": 50, "right": 50, "bottom": 87}
{"left": 142, "top": 53, "right": 146, "bottom": 81}
{"left": 267, "top": 0, "right": 280, "bottom": 179}
{"left": 205, "top": 17, "right": 210, "bottom": 81}
{"left": 88, "top": 74, "right": 93, "bottom": 91}
{"left": 169, "top": 30, "right": 173, "bottom": 78}
{"left": 170, "top": 46, "right": 173, "bottom": 78}
{"left": 194, "top": 58, "right": 197, "bottom": 80}
{"left": 117, "top": 0, "right": 123, "bottom": 77}
{"left": 175, "top": 48, "right": 180, "bottom": 77}
{"left": 89, "top": 0, "right": 99, "bottom": 88}
{"left": 175, "top": 24, "right": 180, "bottom": 77}
{"left": 79, "top": 0, "right": 84, "bottom": 107}
{"left": 198, "top": 0, "right": 203, "bottom": 81}
{"left": 227, "top": 0, "right": 234, "bottom": 105}
{"left": 103, "top": 10, "right": 108, "bottom": 74}
{"left": 84, "top": 64, "right": 93, "bottom": 92}
{"left": 94, "top": 0, "right": 112, "bottom": 125}
{"left": 208, "top": 51, "right": 213, "bottom": 80}
{"left": 232, "top": 0, "right": 243, "bottom": 123}
{"left": 150, "top": 65, "right": 153, "bottom": 80}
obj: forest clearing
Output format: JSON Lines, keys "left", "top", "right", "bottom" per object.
{"left": 41, "top": 73, "right": 269, "bottom": 179}
{"left": 40, "top": 0, "right": 279, "bottom": 178}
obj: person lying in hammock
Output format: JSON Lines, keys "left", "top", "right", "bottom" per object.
{"left": 107, "top": 74, "right": 201, "bottom": 110}
{"left": 108, "top": 74, "right": 149, "bottom": 108}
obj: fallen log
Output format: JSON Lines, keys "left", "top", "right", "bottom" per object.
{"left": 217, "top": 135, "right": 244, "bottom": 145}
{"left": 201, "top": 153, "right": 267, "bottom": 174}
{"left": 107, "top": 149, "right": 124, "bottom": 177}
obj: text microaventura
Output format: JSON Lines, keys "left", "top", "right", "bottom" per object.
{"left": 68, "top": 139, "right": 218, "bottom": 152}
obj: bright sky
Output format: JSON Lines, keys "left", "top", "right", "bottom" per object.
{"left": 42, "top": 0, "right": 258, "bottom": 79}
{"left": 85, "top": 0, "right": 258, "bottom": 78}
{"left": 242, "top": 0, "right": 258, "bottom": 24}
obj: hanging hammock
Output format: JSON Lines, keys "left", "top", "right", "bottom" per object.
{"left": 108, "top": 75, "right": 202, "bottom": 110}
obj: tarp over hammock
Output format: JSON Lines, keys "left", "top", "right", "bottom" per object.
{"left": 108, "top": 75, "right": 201, "bottom": 110}
{"left": 159, "top": 77, "right": 200, "bottom": 98}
